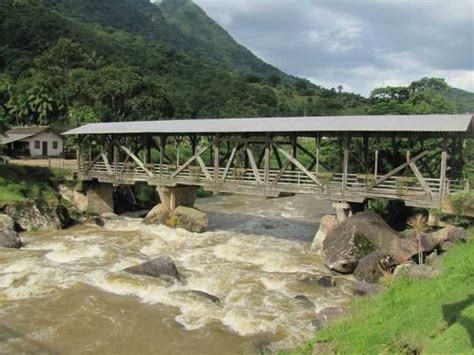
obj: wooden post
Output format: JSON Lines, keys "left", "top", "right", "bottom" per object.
{"left": 113, "top": 143, "right": 119, "bottom": 177}
{"left": 439, "top": 136, "right": 448, "bottom": 206}
{"left": 264, "top": 134, "right": 270, "bottom": 192}
{"left": 291, "top": 134, "right": 297, "bottom": 171}
{"left": 76, "top": 135, "right": 82, "bottom": 173}
{"left": 146, "top": 137, "right": 152, "bottom": 165}
{"left": 342, "top": 134, "right": 350, "bottom": 200}
{"left": 316, "top": 133, "right": 321, "bottom": 174}
{"left": 213, "top": 134, "right": 220, "bottom": 191}
{"left": 363, "top": 135, "right": 369, "bottom": 173}
{"left": 159, "top": 134, "right": 165, "bottom": 181}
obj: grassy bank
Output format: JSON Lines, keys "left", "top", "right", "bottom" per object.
{"left": 0, "top": 164, "right": 69, "bottom": 204}
{"left": 295, "top": 228, "right": 474, "bottom": 354}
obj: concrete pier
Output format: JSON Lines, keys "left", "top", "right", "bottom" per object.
{"left": 86, "top": 182, "right": 114, "bottom": 215}
{"left": 158, "top": 186, "right": 198, "bottom": 212}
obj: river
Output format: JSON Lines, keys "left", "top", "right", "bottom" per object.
{"left": 0, "top": 194, "right": 355, "bottom": 354}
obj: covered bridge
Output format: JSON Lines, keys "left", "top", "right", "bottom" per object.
{"left": 64, "top": 114, "right": 473, "bottom": 216}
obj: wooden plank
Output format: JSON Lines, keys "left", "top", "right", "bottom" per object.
{"left": 366, "top": 150, "right": 429, "bottom": 191}
{"left": 246, "top": 147, "right": 262, "bottom": 185}
{"left": 214, "top": 134, "right": 220, "bottom": 188}
{"left": 270, "top": 140, "right": 322, "bottom": 187}
{"left": 409, "top": 161, "right": 433, "bottom": 199}
{"left": 196, "top": 156, "right": 212, "bottom": 182}
{"left": 272, "top": 145, "right": 283, "bottom": 169}
{"left": 171, "top": 145, "right": 211, "bottom": 178}
{"left": 342, "top": 134, "right": 350, "bottom": 200}
{"left": 264, "top": 134, "right": 270, "bottom": 187}
{"left": 121, "top": 146, "right": 154, "bottom": 177}
{"left": 85, "top": 152, "right": 104, "bottom": 173}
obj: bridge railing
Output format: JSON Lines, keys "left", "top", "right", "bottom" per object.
{"left": 82, "top": 160, "right": 469, "bottom": 202}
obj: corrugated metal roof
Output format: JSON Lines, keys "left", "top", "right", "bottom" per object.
{"left": 0, "top": 133, "right": 36, "bottom": 145}
{"left": 6, "top": 126, "right": 49, "bottom": 135}
{"left": 63, "top": 115, "right": 474, "bottom": 135}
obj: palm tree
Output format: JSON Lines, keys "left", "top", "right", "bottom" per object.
{"left": 408, "top": 214, "right": 429, "bottom": 264}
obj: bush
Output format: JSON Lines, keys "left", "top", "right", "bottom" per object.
{"left": 449, "top": 191, "right": 474, "bottom": 217}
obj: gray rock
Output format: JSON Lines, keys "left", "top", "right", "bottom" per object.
{"left": 432, "top": 226, "right": 468, "bottom": 252}
{"left": 124, "top": 256, "right": 180, "bottom": 281}
{"left": 142, "top": 204, "right": 169, "bottom": 225}
{"left": 0, "top": 214, "right": 14, "bottom": 229}
{"left": 394, "top": 263, "right": 440, "bottom": 281}
{"left": 311, "top": 215, "right": 339, "bottom": 252}
{"left": 353, "top": 281, "right": 384, "bottom": 296}
{"left": 4, "top": 200, "right": 62, "bottom": 231}
{"left": 301, "top": 275, "right": 337, "bottom": 288}
{"left": 173, "top": 206, "right": 208, "bottom": 233}
{"left": 189, "top": 290, "right": 221, "bottom": 305}
{"left": 0, "top": 225, "right": 22, "bottom": 248}
{"left": 294, "top": 294, "right": 315, "bottom": 309}
{"left": 323, "top": 212, "right": 402, "bottom": 273}
{"left": 353, "top": 252, "right": 384, "bottom": 283}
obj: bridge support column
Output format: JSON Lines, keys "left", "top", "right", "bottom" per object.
{"left": 158, "top": 186, "right": 198, "bottom": 212}
{"left": 86, "top": 182, "right": 114, "bottom": 215}
{"left": 333, "top": 202, "right": 352, "bottom": 222}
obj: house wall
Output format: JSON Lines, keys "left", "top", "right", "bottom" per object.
{"left": 22, "top": 132, "right": 64, "bottom": 157}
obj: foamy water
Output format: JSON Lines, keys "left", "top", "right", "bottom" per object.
{"left": 0, "top": 194, "right": 354, "bottom": 354}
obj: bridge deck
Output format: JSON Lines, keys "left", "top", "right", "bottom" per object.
{"left": 78, "top": 161, "right": 468, "bottom": 209}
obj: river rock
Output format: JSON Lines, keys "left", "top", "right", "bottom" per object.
{"left": 323, "top": 212, "right": 403, "bottom": 274}
{"left": 404, "top": 231, "right": 440, "bottom": 254}
{"left": 173, "top": 206, "right": 208, "bottom": 233}
{"left": 4, "top": 200, "right": 61, "bottom": 231}
{"left": 124, "top": 256, "right": 180, "bottom": 281}
{"left": 393, "top": 263, "right": 440, "bottom": 280}
{"left": 189, "top": 290, "right": 221, "bottom": 304}
{"left": 316, "top": 306, "right": 345, "bottom": 325}
{"left": 0, "top": 214, "right": 15, "bottom": 229}
{"left": 301, "top": 275, "right": 337, "bottom": 288}
{"left": 294, "top": 295, "right": 315, "bottom": 309}
{"left": 0, "top": 225, "right": 22, "bottom": 248}
{"left": 142, "top": 204, "right": 169, "bottom": 225}
{"left": 353, "top": 281, "right": 384, "bottom": 296}
{"left": 431, "top": 226, "right": 467, "bottom": 252}
{"left": 353, "top": 252, "right": 384, "bottom": 283}
{"left": 311, "top": 215, "right": 339, "bottom": 252}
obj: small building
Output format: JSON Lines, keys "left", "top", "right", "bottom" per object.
{"left": 0, "top": 126, "right": 64, "bottom": 158}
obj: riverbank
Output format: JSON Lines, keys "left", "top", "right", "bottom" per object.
{"left": 293, "top": 228, "right": 474, "bottom": 354}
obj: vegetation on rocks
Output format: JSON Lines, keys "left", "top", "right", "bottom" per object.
{"left": 295, "top": 228, "right": 474, "bottom": 354}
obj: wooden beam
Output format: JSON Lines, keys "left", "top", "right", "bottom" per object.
{"left": 171, "top": 144, "right": 211, "bottom": 178}
{"left": 272, "top": 145, "right": 283, "bottom": 169}
{"left": 270, "top": 140, "right": 322, "bottom": 187}
{"left": 409, "top": 161, "right": 433, "bottom": 199}
{"left": 342, "top": 134, "right": 350, "bottom": 200}
{"left": 121, "top": 146, "right": 154, "bottom": 177}
{"left": 439, "top": 136, "right": 448, "bottom": 205}
{"left": 196, "top": 155, "right": 212, "bottom": 182}
{"left": 246, "top": 147, "right": 262, "bottom": 185}
{"left": 271, "top": 159, "right": 291, "bottom": 188}
{"left": 101, "top": 152, "right": 113, "bottom": 175}
{"left": 264, "top": 134, "right": 270, "bottom": 188}
{"left": 222, "top": 144, "right": 239, "bottom": 182}
{"left": 366, "top": 150, "right": 430, "bottom": 191}
{"left": 84, "top": 152, "right": 104, "bottom": 173}
{"left": 214, "top": 134, "right": 220, "bottom": 189}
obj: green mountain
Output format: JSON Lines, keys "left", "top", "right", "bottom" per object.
{"left": 0, "top": 0, "right": 470, "bottom": 133}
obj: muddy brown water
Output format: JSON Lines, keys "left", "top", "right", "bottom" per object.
{"left": 0, "top": 194, "right": 355, "bottom": 354}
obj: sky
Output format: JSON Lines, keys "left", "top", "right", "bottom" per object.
{"left": 193, "top": 0, "right": 474, "bottom": 96}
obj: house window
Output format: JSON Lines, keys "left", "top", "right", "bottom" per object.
{"left": 34, "top": 140, "right": 40, "bottom": 149}
{"left": 53, "top": 141, "right": 58, "bottom": 150}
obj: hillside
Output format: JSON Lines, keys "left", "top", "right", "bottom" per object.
{"left": 0, "top": 0, "right": 471, "bottom": 133}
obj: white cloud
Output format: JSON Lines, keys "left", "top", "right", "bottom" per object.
{"left": 194, "top": 0, "right": 474, "bottom": 96}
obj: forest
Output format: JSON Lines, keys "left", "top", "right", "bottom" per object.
{"left": 0, "top": 0, "right": 473, "bottom": 182}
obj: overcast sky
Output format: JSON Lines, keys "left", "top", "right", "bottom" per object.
{"left": 193, "top": 0, "right": 474, "bottom": 96}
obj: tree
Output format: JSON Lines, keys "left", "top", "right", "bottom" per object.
{"left": 337, "top": 85, "right": 343, "bottom": 93}
{"left": 408, "top": 214, "right": 428, "bottom": 264}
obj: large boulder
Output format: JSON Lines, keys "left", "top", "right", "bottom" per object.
{"left": 0, "top": 214, "right": 15, "bottom": 229}
{"left": 0, "top": 225, "right": 22, "bottom": 248}
{"left": 394, "top": 263, "right": 440, "bottom": 280}
{"left": 323, "top": 212, "right": 405, "bottom": 274}
{"left": 124, "top": 256, "right": 180, "bottom": 281}
{"left": 173, "top": 206, "right": 208, "bottom": 233}
{"left": 311, "top": 215, "right": 339, "bottom": 252}
{"left": 4, "top": 200, "right": 62, "bottom": 231}
{"left": 431, "top": 226, "right": 468, "bottom": 252}
{"left": 142, "top": 204, "right": 169, "bottom": 225}
{"left": 353, "top": 252, "right": 384, "bottom": 283}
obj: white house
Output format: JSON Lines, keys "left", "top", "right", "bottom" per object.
{"left": 0, "top": 126, "right": 64, "bottom": 157}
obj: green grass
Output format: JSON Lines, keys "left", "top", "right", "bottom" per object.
{"left": 0, "top": 164, "right": 67, "bottom": 204}
{"left": 294, "top": 229, "right": 474, "bottom": 354}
